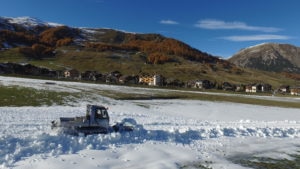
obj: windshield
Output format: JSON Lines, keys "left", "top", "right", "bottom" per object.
{"left": 96, "top": 108, "right": 108, "bottom": 118}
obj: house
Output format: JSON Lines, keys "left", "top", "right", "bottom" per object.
{"left": 5, "top": 62, "right": 26, "bottom": 74}
{"left": 235, "top": 84, "right": 245, "bottom": 92}
{"left": 150, "top": 74, "right": 163, "bottom": 86}
{"left": 106, "top": 71, "right": 122, "bottom": 83}
{"left": 0, "top": 63, "right": 57, "bottom": 77}
{"left": 245, "top": 84, "right": 253, "bottom": 92}
{"left": 245, "top": 83, "right": 272, "bottom": 93}
{"left": 194, "top": 80, "right": 212, "bottom": 89}
{"left": 165, "top": 78, "right": 185, "bottom": 87}
{"left": 110, "top": 71, "right": 122, "bottom": 79}
{"left": 254, "top": 84, "right": 261, "bottom": 92}
{"left": 0, "top": 63, "right": 10, "bottom": 74}
{"left": 262, "top": 83, "right": 272, "bottom": 92}
{"left": 23, "top": 64, "right": 41, "bottom": 76}
{"left": 64, "top": 69, "right": 80, "bottom": 80}
{"left": 222, "top": 82, "right": 235, "bottom": 91}
{"left": 56, "top": 70, "right": 65, "bottom": 79}
{"left": 139, "top": 74, "right": 163, "bottom": 86}
{"left": 81, "top": 71, "right": 100, "bottom": 81}
{"left": 290, "top": 87, "right": 300, "bottom": 95}
{"left": 95, "top": 74, "right": 105, "bottom": 82}
{"left": 185, "top": 80, "right": 195, "bottom": 88}
{"left": 119, "top": 75, "right": 138, "bottom": 84}
{"left": 105, "top": 74, "right": 118, "bottom": 83}
{"left": 39, "top": 68, "right": 57, "bottom": 77}
{"left": 278, "top": 85, "right": 290, "bottom": 93}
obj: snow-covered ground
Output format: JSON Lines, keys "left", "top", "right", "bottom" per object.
{"left": 0, "top": 76, "right": 300, "bottom": 169}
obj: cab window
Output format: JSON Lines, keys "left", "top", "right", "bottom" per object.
{"left": 96, "top": 109, "right": 107, "bottom": 118}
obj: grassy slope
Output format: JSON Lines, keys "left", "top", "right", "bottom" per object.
{"left": 0, "top": 48, "right": 28, "bottom": 63}
{"left": 43, "top": 47, "right": 300, "bottom": 88}
{"left": 1, "top": 46, "right": 298, "bottom": 89}
{"left": 0, "top": 46, "right": 300, "bottom": 88}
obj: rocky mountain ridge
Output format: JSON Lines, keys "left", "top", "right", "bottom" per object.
{"left": 229, "top": 43, "right": 300, "bottom": 73}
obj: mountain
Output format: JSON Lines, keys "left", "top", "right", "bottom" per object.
{"left": 0, "top": 16, "right": 299, "bottom": 87}
{"left": 0, "top": 16, "right": 231, "bottom": 73}
{"left": 0, "top": 16, "right": 221, "bottom": 64}
{"left": 228, "top": 43, "right": 300, "bottom": 73}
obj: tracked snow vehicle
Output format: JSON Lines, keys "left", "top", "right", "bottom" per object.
{"left": 51, "top": 104, "right": 110, "bottom": 135}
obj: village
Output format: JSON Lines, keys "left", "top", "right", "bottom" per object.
{"left": 1, "top": 62, "right": 300, "bottom": 96}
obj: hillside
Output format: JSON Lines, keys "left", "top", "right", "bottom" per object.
{"left": 0, "top": 16, "right": 220, "bottom": 63}
{"left": 229, "top": 43, "right": 300, "bottom": 73}
{"left": 0, "top": 17, "right": 299, "bottom": 88}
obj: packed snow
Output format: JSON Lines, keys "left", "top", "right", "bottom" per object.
{"left": 0, "top": 76, "right": 300, "bottom": 169}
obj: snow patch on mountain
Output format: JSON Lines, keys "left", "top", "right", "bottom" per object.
{"left": 1, "top": 16, "right": 63, "bottom": 29}
{"left": 241, "top": 42, "right": 268, "bottom": 51}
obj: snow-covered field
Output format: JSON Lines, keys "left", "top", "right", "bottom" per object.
{"left": 0, "top": 76, "right": 300, "bottom": 169}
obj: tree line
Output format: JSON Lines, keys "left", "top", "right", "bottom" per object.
{"left": 1, "top": 26, "right": 77, "bottom": 58}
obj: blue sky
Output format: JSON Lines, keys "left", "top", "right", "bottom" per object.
{"left": 1, "top": 0, "right": 300, "bottom": 58}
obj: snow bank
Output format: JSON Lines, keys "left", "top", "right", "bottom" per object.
{"left": 0, "top": 76, "right": 300, "bottom": 168}
{"left": 0, "top": 100, "right": 300, "bottom": 168}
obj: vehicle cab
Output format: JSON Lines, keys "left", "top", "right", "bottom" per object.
{"left": 86, "top": 104, "right": 110, "bottom": 126}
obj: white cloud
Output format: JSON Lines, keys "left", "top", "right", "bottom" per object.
{"left": 195, "top": 19, "right": 281, "bottom": 32}
{"left": 221, "top": 34, "right": 291, "bottom": 42}
{"left": 160, "top": 20, "right": 179, "bottom": 25}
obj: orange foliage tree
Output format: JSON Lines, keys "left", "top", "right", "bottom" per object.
{"left": 124, "top": 37, "right": 221, "bottom": 64}
{"left": 147, "top": 52, "right": 171, "bottom": 64}
{"left": 84, "top": 42, "right": 138, "bottom": 52}
{"left": 39, "top": 26, "right": 75, "bottom": 46}
{"left": 56, "top": 37, "right": 73, "bottom": 47}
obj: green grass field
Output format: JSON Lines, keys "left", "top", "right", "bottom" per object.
{"left": 0, "top": 85, "right": 79, "bottom": 106}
